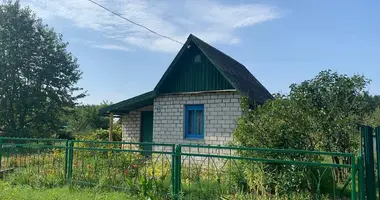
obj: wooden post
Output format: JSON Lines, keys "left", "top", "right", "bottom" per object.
{"left": 109, "top": 112, "right": 113, "bottom": 141}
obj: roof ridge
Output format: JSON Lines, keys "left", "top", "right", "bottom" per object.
{"left": 190, "top": 34, "right": 241, "bottom": 68}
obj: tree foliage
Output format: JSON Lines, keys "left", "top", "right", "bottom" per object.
{"left": 235, "top": 70, "right": 368, "bottom": 154}
{"left": 288, "top": 70, "right": 368, "bottom": 153}
{"left": 362, "top": 94, "right": 380, "bottom": 114}
{"left": 0, "top": 1, "right": 85, "bottom": 138}
{"left": 234, "top": 95, "right": 321, "bottom": 193}
{"left": 235, "top": 94, "right": 318, "bottom": 151}
{"left": 234, "top": 70, "right": 372, "bottom": 192}
{"left": 364, "top": 107, "right": 380, "bottom": 128}
{"left": 63, "top": 103, "right": 110, "bottom": 133}
{"left": 74, "top": 123, "right": 122, "bottom": 141}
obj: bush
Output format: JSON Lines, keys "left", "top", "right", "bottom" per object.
{"left": 364, "top": 107, "right": 380, "bottom": 127}
{"left": 233, "top": 93, "right": 355, "bottom": 196}
{"left": 234, "top": 96, "right": 322, "bottom": 193}
{"left": 75, "top": 124, "right": 122, "bottom": 141}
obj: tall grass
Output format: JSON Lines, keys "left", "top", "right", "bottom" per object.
{"left": 0, "top": 181, "right": 134, "bottom": 200}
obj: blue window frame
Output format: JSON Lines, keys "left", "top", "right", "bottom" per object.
{"left": 185, "top": 105, "right": 204, "bottom": 139}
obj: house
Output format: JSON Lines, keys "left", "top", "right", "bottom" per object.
{"left": 100, "top": 34, "right": 272, "bottom": 149}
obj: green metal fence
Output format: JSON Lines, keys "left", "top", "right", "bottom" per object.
{"left": 68, "top": 140, "right": 175, "bottom": 199}
{"left": 0, "top": 137, "right": 67, "bottom": 185}
{"left": 177, "top": 144, "right": 356, "bottom": 199}
{"left": 0, "top": 137, "right": 362, "bottom": 199}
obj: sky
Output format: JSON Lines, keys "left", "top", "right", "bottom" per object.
{"left": 20, "top": 0, "right": 380, "bottom": 105}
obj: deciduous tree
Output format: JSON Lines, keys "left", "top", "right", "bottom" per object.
{"left": 0, "top": 1, "right": 85, "bottom": 137}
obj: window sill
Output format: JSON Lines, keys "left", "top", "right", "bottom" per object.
{"left": 184, "top": 137, "right": 204, "bottom": 140}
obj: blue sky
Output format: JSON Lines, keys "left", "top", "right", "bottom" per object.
{"left": 22, "top": 0, "right": 379, "bottom": 105}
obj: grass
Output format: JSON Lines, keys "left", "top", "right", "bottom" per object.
{"left": 0, "top": 181, "right": 135, "bottom": 200}
{"left": 0, "top": 180, "right": 337, "bottom": 200}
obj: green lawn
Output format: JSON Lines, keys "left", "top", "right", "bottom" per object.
{"left": 0, "top": 181, "right": 135, "bottom": 200}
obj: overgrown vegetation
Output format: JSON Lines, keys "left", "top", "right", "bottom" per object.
{"left": 1, "top": 143, "right": 173, "bottom": 199}
{"left": 60, "top": 103, "right": 118, "bottom": 140}
{"left": 72, "top": 123, "right": 122, "bottom": 141}
{"left": 234, "top": 70, "right": 379, "bottom": 195}
{"left": 235, "top": 70, "right": 373, "bottom": 153}
{"left": 63, "top": 104, "right": 110, "bottom": 133}
{"left": 364, "top": 107, "right": 380, "bottom": 127}
{"left": 0, "top": 179, "right": 336, "bottom": 200}
{"left": 0, "top": 181, "right": 135, "bottom": 200}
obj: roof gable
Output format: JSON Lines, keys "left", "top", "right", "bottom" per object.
{"left": 155, "top": 34, "right": 273, "bottom": 103}
{"left": 157, "top": 41, "right": 234, "bottom": 93}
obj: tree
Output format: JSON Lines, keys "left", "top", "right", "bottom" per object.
{"left": 235, "top": 70, "right": 368, "bottom": 153}
{"left": 288, "top": 70, "right": 368, "bottom": 154}
{"left": 234, "top": 95, "right": 318, "bottom": 151}
{"left": 234, "top": 70, "right": 370, "bottom": 190}
{"left": 63, "top": 103, "right": 110, "bottom": 133}
{"left": 234, "top": 96, "right": 321, "bottom": 193}
{"left": 0, "top": 1, "right": 85, "bottom": 138}
{"left": 364, "top": 107, "right": 380, "bottom": 128}
{"left": 362, "top": 94, "right": 380, "bottom": 115}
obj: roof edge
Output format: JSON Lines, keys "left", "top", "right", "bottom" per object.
{"left": 99, "top": 90, "right": 156, "bottom": 115}
{"left": 153, "top": 35, "right": 193, "bottom": 92}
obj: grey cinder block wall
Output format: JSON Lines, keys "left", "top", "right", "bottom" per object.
{"left": 121, "top": 91, "right": 242, "bottom": 148}
{"left": 153, "top": 91, "right": 241, "bottom": 146}
{"left": 121, "top": 105, "right": 153, "bottom": 142}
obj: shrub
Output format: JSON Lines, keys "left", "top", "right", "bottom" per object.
{"left": 234, "top": 96, "right": 322, "bottom": 193}
{"left": 75, "top": 124, "right": 122, "bottom": 141}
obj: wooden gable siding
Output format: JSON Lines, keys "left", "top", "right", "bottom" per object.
{"left": 158, "top": 43, "right": 234, "bottom": 94}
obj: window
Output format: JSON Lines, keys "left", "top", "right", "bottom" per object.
{"left": 185, "top": 105, "right": 204, "bottom": 139}
{"left": 194, "top": 54, "right": 201, "bottom": 63}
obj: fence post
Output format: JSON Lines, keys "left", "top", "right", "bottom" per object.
{"left": 67, "top": 140, "right": 74, "bottom": 184}
{"left": 362, "top": 125, "right": 376, "bottom": 200}
{"left": 375, "top": 127, "right": 380, "bottom": 198}
{"left": 171, "top": 145, "right": 176, "bottom": 198}
{"left": 64, "top": 140, "right": 68, "bottom": 180}
{"left": 0, "top": 138, "right": 2, "bottom": 170}
{"left": 351, "top": 155, "right": 357, "bottom": 200}
{"left": 172, "top": 144, "right": 182, "bottom": 200}
{"left": 358, "top": 155, "right": 364, "bottom": 200}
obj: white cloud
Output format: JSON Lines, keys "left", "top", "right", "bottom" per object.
{"left": 21, "top": 0, "right": 281, "bottom": 53}
{"left": 92, "top": 44, "right": 132, "bottom": 52}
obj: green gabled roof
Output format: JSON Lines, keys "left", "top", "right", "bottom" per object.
{"left": 100, "top": 34, "right": 273, "bottom": 115}
{"left": 155, "top": 34, "right": 273, "bottom": 104}
{"left": 99, "top": 91, "right": 156, "bottom": 115}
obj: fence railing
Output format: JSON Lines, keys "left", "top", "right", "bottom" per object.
{"left": 0, "top": 137, "right": 67, "bottom": 183}
{"left": 68, "top": 140, "right": 175, "bottom": 199}
{"left": 0, "top": 137, "right": 360, "bottom": 199}
{"left": 178, "top": 144, "right": 356, "bottom": 199}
